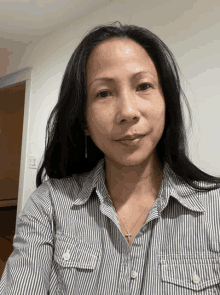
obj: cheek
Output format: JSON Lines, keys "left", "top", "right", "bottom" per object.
{"left": 152, "top": 99, "right": 166, "bottom": 134}
{"left": 156, "top": 103, "right": 165, "bottom": 123}
{"left": 155, "top": 95, "right": 165, "bottom": 118}
{"left": 87, "top": 106, "right": 112, "bottom": 136}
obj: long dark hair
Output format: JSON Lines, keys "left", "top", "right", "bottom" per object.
{"left": 36, "top": 21, "right": 220, "bottom": 192}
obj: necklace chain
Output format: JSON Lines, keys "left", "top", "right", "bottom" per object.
{"left": 117, "top": 205, "right": 149, "bottom": 242}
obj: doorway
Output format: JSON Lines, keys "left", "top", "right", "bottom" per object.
{"left": 0, "top": 81, "right": 25, "bottom": 204}
{"left": 0, "top": 81, "right": 26, "bottom": 279}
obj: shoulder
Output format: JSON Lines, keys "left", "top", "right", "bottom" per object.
{"left": 19, "top": 159, "right": 103, "bottom": 222}
{"left": 197, "top": 183, "right": 220, "bottom": 210}
{"left": 20, "top": 173, "right": 83, "bottom": 219}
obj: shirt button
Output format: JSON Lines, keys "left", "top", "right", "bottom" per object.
{"left": 62, "top": 251, "right": 70, "bottom": 261}
{"left": 192, "top": 273, "right": 201, "bottom": 284}
{"left": 131, "top": 270, "right": 138, "bottom": 279}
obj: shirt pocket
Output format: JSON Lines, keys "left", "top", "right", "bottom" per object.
{"left": 54, "top": 231, "right": 101, "bottom": 270}
{"left": 53, "top": 232, "right": 101, "bottom": 294}
{"left": 160, "top": 254, "right": 220, "bottom": 294}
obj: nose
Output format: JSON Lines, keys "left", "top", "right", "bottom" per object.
{"left": 115, "top": 92, "right": 140, "bottom": 125}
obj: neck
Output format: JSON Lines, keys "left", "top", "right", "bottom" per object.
{"left": 104, "top": 153, "right": 163, "bottom": 209}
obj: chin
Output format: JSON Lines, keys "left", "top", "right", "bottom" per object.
{"left": 106, "top": 153, "right": 151, "bottom": 167}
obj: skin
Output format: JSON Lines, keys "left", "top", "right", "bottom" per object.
{"left": 85, "top": 37, "right": 165, "bottom": 217}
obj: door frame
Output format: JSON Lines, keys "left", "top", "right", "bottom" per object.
{"left": 0, "top": 68, "right": 32, "bottom": 215}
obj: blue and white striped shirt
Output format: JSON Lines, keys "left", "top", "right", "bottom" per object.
{"left": 1, "top": 158, "right": 220, "bottom": 294}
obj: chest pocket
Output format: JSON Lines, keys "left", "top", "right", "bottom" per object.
{"left": 54, "top": 231, "right": 101, "bottom": 270}
{"left": 161, "top": 254, "right": 220, "bottom": 293}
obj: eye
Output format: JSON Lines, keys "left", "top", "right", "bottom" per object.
{"left": 96, "top": 83, "right": 151, "bottom": 98}
{"left": 96, "top": 90, "right": 111, "bottom": 98}
{"left": 137, "top": 83, "right": 151, "bottom": 92}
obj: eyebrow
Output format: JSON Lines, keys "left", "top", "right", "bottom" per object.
{"left": 88, "top": 71, "right": 156, "bottom": 88}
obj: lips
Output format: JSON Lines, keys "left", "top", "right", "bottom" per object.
{"left": 115, "top": 134, "right": 146, "bottom": 147}
{"left": 115, "top": 134, "right": 145, "bottom": 141}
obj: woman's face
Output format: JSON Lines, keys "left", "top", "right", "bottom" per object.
{"left": 86, "top": 37, "right": 165, "bottom": 167}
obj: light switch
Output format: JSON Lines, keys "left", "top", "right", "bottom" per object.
{"left": 28, "top": 156, "right": 40, "bottom": 169}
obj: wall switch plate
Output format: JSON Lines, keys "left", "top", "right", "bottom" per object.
{"left": 28, "top": 156, "right": 40, "bottom": 169}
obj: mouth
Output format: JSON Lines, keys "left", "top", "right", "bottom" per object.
{"left": 116, "top": 134, "right": 145, "bottom": 146}
{"left": 115, "top": 133, "right": 146, "bottom": 141}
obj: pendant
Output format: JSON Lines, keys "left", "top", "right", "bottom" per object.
{"left": 125, "top": 233, "right": 132, "bottom": 241}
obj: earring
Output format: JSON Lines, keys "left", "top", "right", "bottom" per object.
{"left": 85, "top": 131, "right": 89, "bottom": 159}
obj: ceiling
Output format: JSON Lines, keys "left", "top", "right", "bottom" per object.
{"left": 0, "top": 0, "right": 112, "bottom": 44}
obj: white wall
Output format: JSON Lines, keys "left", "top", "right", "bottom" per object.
{"left": 11, "top": 0, "right": 220, "bottom": 211}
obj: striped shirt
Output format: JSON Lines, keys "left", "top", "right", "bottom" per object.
{"left": 1, "top": 158, "right": 220, "bottom": 294}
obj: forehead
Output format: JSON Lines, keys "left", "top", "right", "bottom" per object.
{"left": 86, "top": 37, "right": 157, "bottom": 79}
{"left": 88, "top": 38, "right": 151, "bottom": 63}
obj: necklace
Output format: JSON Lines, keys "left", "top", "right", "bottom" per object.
{"left": 117, "top": 205, "right": 149, "bottom": 242}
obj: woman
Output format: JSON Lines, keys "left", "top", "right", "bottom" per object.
{"left": 1, "top": 21, "right": 220, "bottom": 294}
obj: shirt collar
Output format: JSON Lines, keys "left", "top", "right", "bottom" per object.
{"left": 159, "top": 163, "right": 206, "bottom": 213}
{"left": 71, "top": 158, "right": 206, "bottom": 213}
{"left": 71, "top": 158, "right": 108, "bottom": 206}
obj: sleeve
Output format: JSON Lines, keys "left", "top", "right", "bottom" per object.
{"left": 0, "top": 182, "right": 54, "bottom": 295}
